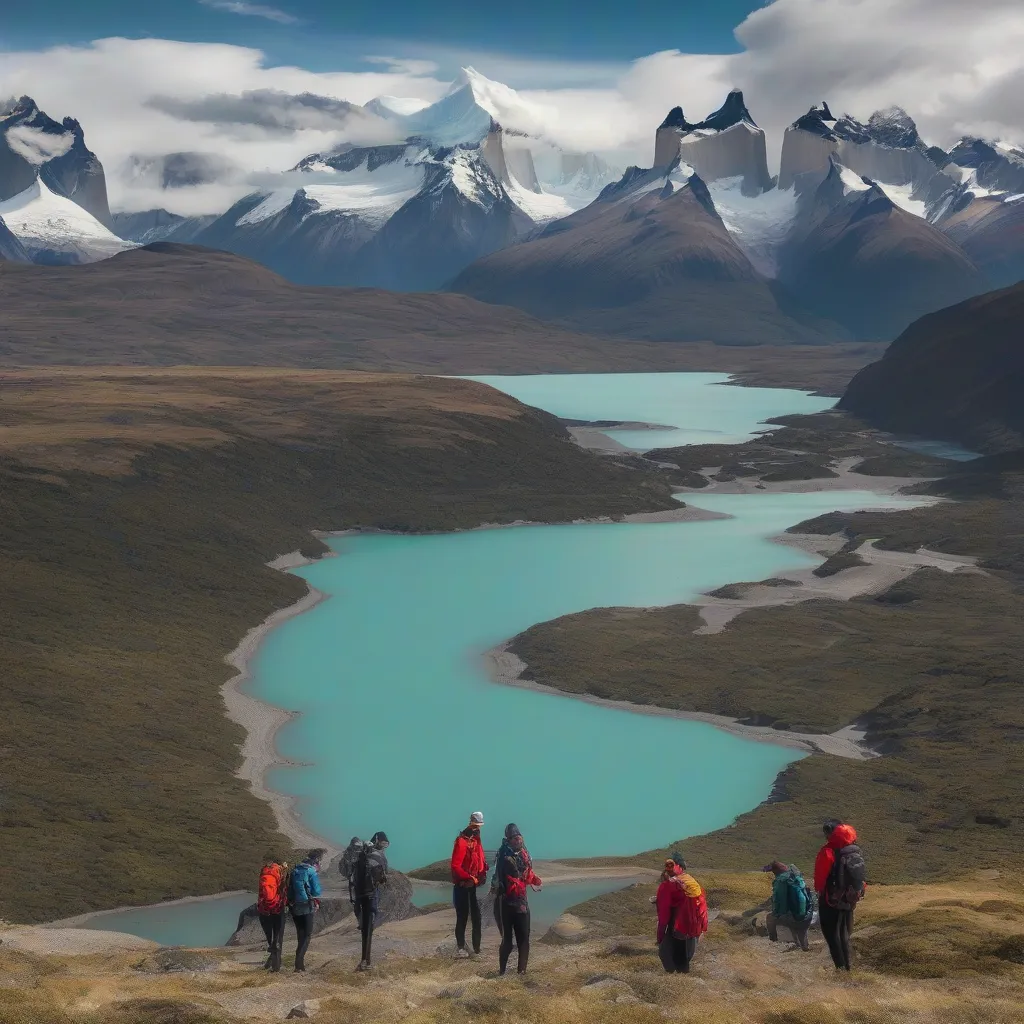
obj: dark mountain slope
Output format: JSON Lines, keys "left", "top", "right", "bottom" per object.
{"left": 839, "top": 280, "right": 1024, "bottom": 451}
{"left": 451, "top": 173, "right": 843, "bottom": 345}
{"left": 780, "top": 168, "right": 984, "bottom": 339}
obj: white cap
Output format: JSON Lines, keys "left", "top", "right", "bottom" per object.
{"left": 470, "top": 811, "right": 485, "bottom": 825}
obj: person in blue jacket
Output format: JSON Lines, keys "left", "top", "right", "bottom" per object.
{"left": 763, "top": 860, "right": 814, "bottom": 952}
{"left": 289, "top": 848, "right": 325, "bottom": 972}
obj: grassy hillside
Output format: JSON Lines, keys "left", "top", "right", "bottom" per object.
{"left": 840, "top": 279, "right": 1024, "bottom": 452}
{"left": 2, "top": 872, "right": 1023, "bottom": 1023}
{"left": 0, "top": 368, "right": 675, "bottom": 924}
{"left": 0, "top": 243, "right": 877, "bottom": 391}
{"left": 510, "top": 432, "right": 1024, "bottom": 882}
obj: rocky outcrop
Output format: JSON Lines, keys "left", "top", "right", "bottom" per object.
{"left": 0, "top": 96, "right": 111, "bottom": 226}
{"left": 654, "top": 91, "right": 772, "bottom": 196}
{"left": 451, "top": 165, "right": 843, "bottom": 344}
{"left": 0, "top": 215, "right": 31, "bottom": 261}
{"left": 779, "top": 104, "right": 959, "bottom": 207}
{"left": 840, "top": 279, "right": 1024, "bottom": 453}
{"left": 947, "top": 138, "right": 1024, "bottom": 195}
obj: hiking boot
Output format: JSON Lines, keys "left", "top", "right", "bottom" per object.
{"left": 454, "top": 947, "right": 470, "bottom": 960}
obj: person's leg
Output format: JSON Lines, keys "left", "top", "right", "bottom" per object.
{"left": 293, "top": 913, "right": 313, "bottom": 971}
{"left": 839, "top": 909, "right": 853, "bottom": 970}
{"left": 659, "top": 936, "right": 676, "bottom": 973}
{"left": 498, "top": 902, "right": 515, "bottom": 975}
{"left": 360, "top": 896, "right": 375, "bottom": 965}
{"left": 259, "top": 914, "right": 274, "bottom": 950}
{"left": 271, "top": 913, "right": 285, "bottom": 971}
{"left": 493, "top": 893, "right": 504, "bottom": 936}
{"left": 818, "top": 903, "right": 844, "bottom": 969}
{"left": 795, "top": 918, "right": 810, "bottom": 952}
{"left": 766, "top": 912, "right": 779, "bottom": 941}
{"left": 513, "top": 909, "right": 531, "bottom": 974}
{"left": 680, "top": 937, "right": 696, "bottom": 973}
{"left": 470, "top": 886, "right": 482, "bottom": 954}
{"left": 453, "top": 886, "right": 470, "bottom": 950}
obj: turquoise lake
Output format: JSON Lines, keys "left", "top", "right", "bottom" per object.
{"left": 254, "top": 490, "right": 926, "bottom": 872}
{"left": 81, "top": 372, "right": 935, "bottom": 944}
{"left": 464, "top": 372, "right": 836, "bottom": 449}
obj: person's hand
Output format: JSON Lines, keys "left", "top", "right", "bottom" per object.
{"left": 313, "top": 899, "right": 321, "bottom": 910}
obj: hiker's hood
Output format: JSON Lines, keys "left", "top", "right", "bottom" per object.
{"left": 827, "top": 824, "right": 857, "bottom": 849}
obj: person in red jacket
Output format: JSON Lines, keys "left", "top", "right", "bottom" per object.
{"left": 451, "top": 810, "right": 488, "bottom": 959}
{"left": 655, "top": 857, "right": 709, "bottom": 974}
{"left": 814, "top": 819, "right": 859, "bottom": 971}
{"left": 256, "top": 855, "right": 288, "bottom": 972}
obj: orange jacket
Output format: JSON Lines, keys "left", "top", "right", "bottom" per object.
{"left": 451, "top": 831, "right": 487, "bottom": 885}
{"left": 814, "top": 823, "right": 858, "bottom": 893}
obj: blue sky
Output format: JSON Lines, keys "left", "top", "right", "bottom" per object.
{"left": 2, "top": 0, "right": 765, "bottom": 77}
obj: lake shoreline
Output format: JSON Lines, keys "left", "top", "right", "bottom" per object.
{"left": 481, "top": 642, "right": 877, "bottom": 760}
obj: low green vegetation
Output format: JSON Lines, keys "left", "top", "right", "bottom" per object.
{"left": 514, "top": 434, "right": 1024, "bottom": 883}
{"left": 0, "top": 368, "right": 674, "bottom": 924}
{"left": 646, "top": 410, "right": 954, "bottom": 486}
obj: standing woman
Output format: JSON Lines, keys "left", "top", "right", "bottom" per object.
{"left": 256, "top": 855, "right": 288, "bottom": 972}
{"left": 289, "top": 848, "right": 325, "bottom": 973}
{"left": 656, "top": 857, "right": 708, "bottom": 974}
{"left": 494, "top": 824, "right": 542, "bottom": 976}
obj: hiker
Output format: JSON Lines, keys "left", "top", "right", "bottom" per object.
{"left": 763, "top": 860, "right": 814, "bottom": 952}
{"left": 814, "top": 819, "right": 866, "bottom": 971}
{"left": 352, "top": 831, "right": 390, "bottom": 972}
{"left": 494, "top": 823, "right": 541, "bottom": 976}
{"left": 655, "top": 857, "right": 708, "bottom": 974}
{"left": 339, "top": 837, "right": 365, "bottom": 920}
{"left": 257, "top": 855, "right": 288, "bottom": 972}
{"left": 288, "top": 849, "right": 325, "bottom": 973}
{"left": 451, "top": 811, "right": 488, "bottom": 959}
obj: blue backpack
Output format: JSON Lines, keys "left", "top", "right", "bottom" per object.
{"left": 786, "top": 871, "right": 813, "bottom": 921}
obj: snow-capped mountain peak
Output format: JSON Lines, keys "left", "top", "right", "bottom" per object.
{"left": 0, "top": 176, "right": 131, "bottom": 264}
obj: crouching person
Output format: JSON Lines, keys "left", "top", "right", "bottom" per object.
{"left": 763, "top": 860, "right": 814, "bottom": 951}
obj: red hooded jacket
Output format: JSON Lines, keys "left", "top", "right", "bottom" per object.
{"left": 451, "top": 830, "right": 488, "bottom": 886}
{"left": 814, "top": 823, "right": 858, "bottom": 894}
{"left": 656, "top": 873, "right": 709, "bottom": 944}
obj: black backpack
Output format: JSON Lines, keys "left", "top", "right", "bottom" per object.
{"left": 826, "top": 844, "right": 867, "bottom": 910}
{"left": 353, "top": 848, "right": 386, "bottom": 897}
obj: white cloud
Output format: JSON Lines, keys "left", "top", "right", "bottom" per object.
{"left": 5, "top": 124, "right": 75, "bottom": 166}
{"left": 197, "top": 0, "right": 300, "bottom": 25}
{"left": 1, "top": 0, "right": 1022, "bottom": 215}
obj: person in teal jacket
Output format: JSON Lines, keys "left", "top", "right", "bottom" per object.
{"left": 763, "top": 860, "right": 813, "bottom": 951}
{"left": 289, "top": 849, "right": 325, "bottom": 972}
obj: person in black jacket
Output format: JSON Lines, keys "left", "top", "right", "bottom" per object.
{"left": 351, "top": 831, "right": 389, "bottom": 972}
{"left": 493, "top": 824, "right": 542, "bottom": 976}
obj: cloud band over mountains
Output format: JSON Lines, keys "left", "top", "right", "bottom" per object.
{"left": 1, "top": 0, "right": 1021, "bottom": 214}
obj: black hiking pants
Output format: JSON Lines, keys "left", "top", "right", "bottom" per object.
{"left": 291, "top": 909, "right": 315, "bottom": 971}
{"left": 659, "top": 935, "right": 697, "bottom": 973}
{"left": 819, "top": 902, "right": 853, "bottom": 970}
{"left": 355, "top": 895, "right": 376, "bottom": 963}
{"left": 453, "top": 885, "right": 482, "bottom": 952}
{"left": 498, "top": 901, "right": 531, "bottom": 975}
{"left": 259, "top": 912, "right": 285, "bottom": 970}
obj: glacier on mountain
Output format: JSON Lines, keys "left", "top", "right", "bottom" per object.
{"left": 0, "top": 177, "right": 133, "bottom": 263}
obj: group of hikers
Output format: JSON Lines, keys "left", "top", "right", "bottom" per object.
{"left": 253, "top": 814, "right": 865, "bottom": 977}
{"left": 654, "top": 818, "right": 865, "bottom": 974}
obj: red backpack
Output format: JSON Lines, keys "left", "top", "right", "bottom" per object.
{"left": 258, "top": 864, "right": 285, "bottom": 914}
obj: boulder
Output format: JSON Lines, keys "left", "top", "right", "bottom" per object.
{"left": 286, "top": 999, "right": 322, "bottom": 1019}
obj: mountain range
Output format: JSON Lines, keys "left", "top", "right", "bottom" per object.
{"left": 1, "top": 75, "right": 1022, "bottom": 343}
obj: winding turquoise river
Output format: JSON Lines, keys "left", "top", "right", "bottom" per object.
{"left": 82, "top": 372, "right": 931, "bottom": 945}
{"left": 250, "top": 374, "right": 925, "bottom": 870}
